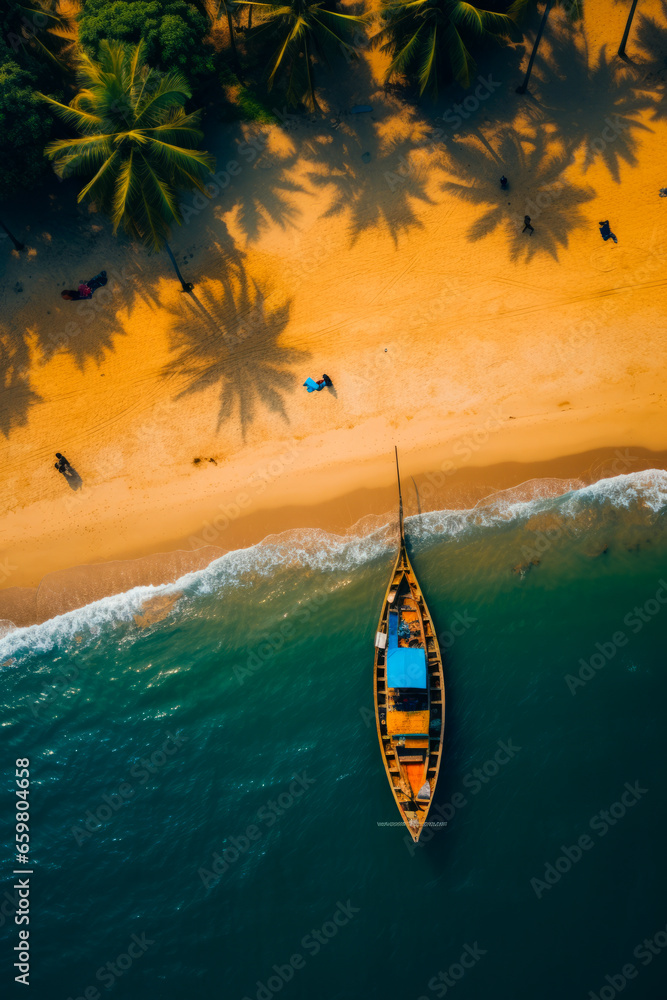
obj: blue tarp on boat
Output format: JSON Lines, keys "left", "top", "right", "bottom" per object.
{"left": 388, "top": 609, "right": 399, "bottom": 648}
{"left": 387, "top": 646, "right": 427, "bottom": 688}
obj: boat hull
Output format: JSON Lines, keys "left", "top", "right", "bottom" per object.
{"left": 373, "top": 543, "right": 445, "bottom": 842}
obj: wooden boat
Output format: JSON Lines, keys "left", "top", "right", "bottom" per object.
{"left": 373, "top": 449, "right": 445, "bottom": 842}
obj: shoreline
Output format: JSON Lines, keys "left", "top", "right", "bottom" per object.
{"left": 2, "top": 441, "right": 665, "bottom": 630}
{"left": 2, "top": 0, "right": 666, "bottom": 632}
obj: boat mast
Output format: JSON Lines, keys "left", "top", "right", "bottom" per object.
{"left": 394, "top": 446, "right": 405, "bottom": 545}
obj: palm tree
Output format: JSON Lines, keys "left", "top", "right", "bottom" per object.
{"left": 203, "top": 0, "right": 244, "bottom": 76}
{"left": 39, "top": 41, "right": 216, "bottom": 290}
{"left": 3, "top": 0, "right": 76, "bottom": 72}
{"left": 245, "top": 0, "right": 367, "bottom": 111}
{"left": 511, "top": 0, "right": 583, "bottom": 94}
{"left": 618, "top": 0, "right": 640, "bottom": 58}
{"left": 374, "top": 0, "right": 520, "bottom": 95}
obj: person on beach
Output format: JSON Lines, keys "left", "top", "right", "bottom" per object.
{"left": 522, "top": 215, "right": 534, "bottom": 235}
{"left": 61, "top": 270, "right": 108, "bottom": 301}
{"left": 54, "top": 452, "right": 82, "bottom": 489}
{"left": 599, "top": 220, "right": 618, "bottom": 244}
{"left": 500, "top": 175, "right": 508, "bottom": 190}
{"left": 303, "top": 374, "right": 333, "bottom": 392}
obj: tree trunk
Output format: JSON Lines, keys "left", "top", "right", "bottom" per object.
{"left": 618, "top": 0, "right": 640, "bottom": 58}
{"left": 165, "top": 243, "right": 193, "bottom": 292}
{"left": 303, "top": 34, "right": 320, "bottom": 113}
{"left": 0, "top": 218, "right": 25, "bottom": 252}
{"left": 516, "top": 0, "right": 553, "bottom": 95}
{"left": 223, "top": 0, "right": 242, "bottom": 80}
{"left": 247, "top": 3, "right": 252, "bottom": 29}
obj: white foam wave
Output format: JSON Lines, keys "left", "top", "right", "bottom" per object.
{"left": 1, "top": 469, "right": 665, "bottom": 661}
{"left": 564, "top": 469, "right": 667, "bottom": 514}
{"left": 0, "top": 582, "right": 181, "bottom": 661}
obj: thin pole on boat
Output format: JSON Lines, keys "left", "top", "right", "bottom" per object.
{"left": 394, "top": 446, "right": 405, "bottom": 544}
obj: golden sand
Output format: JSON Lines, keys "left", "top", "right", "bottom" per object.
{"left": 1, "top": 0, "right": 666, "bottom": 626}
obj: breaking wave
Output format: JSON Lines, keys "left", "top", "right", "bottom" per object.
{"left": 1, "top": 469, "right": 665, "bottom": 662}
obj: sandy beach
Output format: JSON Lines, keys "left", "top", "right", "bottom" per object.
{"left": 1, "top": 0, "right": 666, "bottom": 628}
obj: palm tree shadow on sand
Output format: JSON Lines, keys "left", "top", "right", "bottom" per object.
{"left": 523, "top": 32, "right": 654, "bottom": 181}
{"left": 0, "top": 326, "right": 43, "bottom": 438}
{"left": 442, "top": 126, "right": 595, "bottom": 261}
{"left": 297, "top": 55, "right": 438, "bottom": 246}
{"left": 303, "top": 118, "right": 438, "bottom": 246}
{"left": 632, "top": 1, "right": 667, "bottom": 122}
{"left": 162, "top": 277, "right": 308, "bottom": 439}
{"left": 228, "top": 156, "right": 306, "bottom": 244}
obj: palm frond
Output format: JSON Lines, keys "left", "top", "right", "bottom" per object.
{"left": 144, "top": 138, "right": 216, "bottom": 178}
{"left": 453, "top": 4, "right": 522, "bottom": 40}
{"left": 111, "top": 151, "right": 137, "bottom": 230}
{"left": 38, "top": 92, "right": 102, "bottom": 132}
{"left": 140, "top": 163, "right": 178, "bottom": 224}
{"left": 418, "top": 25, "right": 438, "bottom": 94}
{"left": 385, "top": 24, "right": 424, "bottom": 79}
{"left": 268, "top": 17, "right": 306, "bottom": 88}
{"left": 507, "top": 0, "right": 535, "bottom": 21}
{"left": 134, "top": 74, "right": 192, "bottom": 127}
{"left": 77, "top": 151, "right": 121, "bottom": 205}
{"left": 442, "top": 20, "right": 476, "bottom": 86}
{"left": 41, "top": 41, "right": 215, "bottom": 254}
{"left": 126, "top": 39, "right": 145, "bottom": 93}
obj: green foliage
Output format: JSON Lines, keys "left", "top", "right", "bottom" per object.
{"left": 245, "top": 0, "right": 367, "bottom": 110}
{"left": 78, "top": 0, "right": 216, "bottom": 88}
{"left": 0, "top": 2, "right": 74, "bottom": 199}
{"left": 235, "top": 86, "right": 277, "bottom": 123}
{"left": 0, "top": 58, "right": 53, "bottom": 192}
{"left": 0, "top": 0, "right": 75, "bottom": 79}
{"left": 219, "top": 65, "right": 277, "bottom": 122}
{"left": 374, "top": 0, "right": 521, "bottom": 94}
{"left": 40, "top": 40, "right": 216, "bottom": 252}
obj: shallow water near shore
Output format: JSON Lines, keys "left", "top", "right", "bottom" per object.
{"left": 1, "top": 471, "right": 666, "bottom": 999}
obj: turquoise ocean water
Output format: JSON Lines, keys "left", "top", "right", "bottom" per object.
{"left": 1, "top": 470, "right": 666, "bottom": 1000}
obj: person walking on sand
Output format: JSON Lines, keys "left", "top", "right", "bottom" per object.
{"left": 500, "top": 175, "right": 508, "bottom": 190}
{"left": 599, "top": 220, "right": 618, "bottom": 244}
{"left": 522, "top": 215, "right": 534, "bottom": 235}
